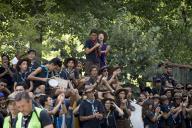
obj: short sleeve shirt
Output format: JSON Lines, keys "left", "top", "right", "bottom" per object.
{"left": 79, "top": 99, "right": 105, "bottom": 128}
{"left": 84, "top": 39, "right": 99, "bottom": 63}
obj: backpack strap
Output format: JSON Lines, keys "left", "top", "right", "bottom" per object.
{"left": 34, "top": 108, "right": 43, "bottom": 128}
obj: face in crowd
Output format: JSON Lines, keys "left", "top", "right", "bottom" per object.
{"left": 102, "top": 68, "right": 108, "bottom": 77}
{"left": 2, "top": 55, "right": 9, "bottom": 67}
{"left": 19, "top": 60, "right": 28, "bottom": 72}
{"left": 98, "top": 33, "right": 104, "bottom": 42}
{"left": 7, "top": 101, "right": 19, "bottom": 116}
{"left": 27, "top": 51, "right": 36, "bottom": 61}
{"left": 86, "top": 90, "right": 95, "bottom": 100}
{"left": 104, "top": 100, "right": 113, "bottom": 111}
{"left": 90, "top": 67, "right": 98, "bottom": 77}
{"left": 15, "top": 85, "right": 25, "bottom": 92}
{"left": 16, "top": 98, "right": 33, "bottom": 116}
{"left": 67, "top": 60, "right": 75, "bottom": 69}
{"left": 118, "top": 91, "right": 126, "bottom": 100}
{"left": 90, "top": 32, "right": 97, "bottom": 41}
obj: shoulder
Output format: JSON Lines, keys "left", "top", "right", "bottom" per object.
{"left": 39, "top": 108, "right": 50, "bottom": 119}
{"left": 84, "top": 40, "right": 92, "bottom": 46}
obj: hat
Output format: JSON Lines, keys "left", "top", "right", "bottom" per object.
{"left": 98, "top": 91, "right": 114, "bottom": 100}
{"left": 84, "top": 86, "right": 95, "bottom": 94}
{"left": 160, "top": 95, "right": 168, "bottom": 101}
{"left": 174, "top": 93, "right": 182, "bottom": 99}
{"left": 99, "top": 65, "right": 109, "bottom": 75}
{"left": 152, "top": 94, "right": 160, "bottom": 99}
{"left": 113, "top": 65, "right": 122, "bottom": 70}
{"left": 187, "top": 84, "right": 192, "bottom": 89}
{"left": 164, "top": 87, "right": 174, "bottom": 93}
{"left": 6, "top": 92, "right": 17, "bottom": 104}
{"left": 115, "top": 88, "right": 128, "bottom": 96}
{"left": 102, "top": 97, "right": 115, "bottom": 103}
{"left": 176, "top": 84, "right": 184, "bottom": 89}
{"left": 7, "top": 92, "right": 17, "bottom": 101}
{"left": 64, "top": 57, "right": 77, "bottom": 68}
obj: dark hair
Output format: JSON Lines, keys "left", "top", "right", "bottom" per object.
{"left": 16, "top": 58, "right": 30, "bottom": 72}
{"left": 0, "top": 78, "right": 8, "bottom": 84}
{"left": 15, "top": 91, "right": 31, "bottom": 102}
{"left": 27, "top": 49, "right": 37, "bottom": 55}
{"left": 1, "top": 54, "right": 10, "bottom": 65}
{"left": 64, "top": 58, "right": 77, "bottom": 68}
{"left": 98, "top": 30, "right": 108, "bottom": 42}
{"left": 165, "top": 65, "right": 172, "bottom": 69}
{"left": 15, "top": 82, "right": 27, "bottom": 89}
{"left": 89, "top": 65, "right": 98, "bottom": 73}
{"left": 89, "top": 29, "right": 98, "bottom": 35}
{"left": 1, "top": 54, "right": 9, "bottom": 60}
{"left": 39, "top": 95, "right": 49, "bottom": 107}
{"left": 49, "top": 57, "right": 62, "bottom": 67}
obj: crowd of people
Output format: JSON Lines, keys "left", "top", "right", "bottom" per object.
{"left": 0, "top": 29, "right": 192, "bottom": 128}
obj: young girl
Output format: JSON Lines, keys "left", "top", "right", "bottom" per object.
{"left": 98, "top": 31, "right": 110, "bottom": 67}
{"left": 142, "top": 100, "right": 161, "bottom": 128}
{"left": 101, "top": 98, "right": 124, "bottom": 128}
{"left": 13, "top": 58, "right": 33, "bottom": 92}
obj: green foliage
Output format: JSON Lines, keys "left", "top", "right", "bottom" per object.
{"left": 0, "top": 0, "right": 192, "bottom": 84}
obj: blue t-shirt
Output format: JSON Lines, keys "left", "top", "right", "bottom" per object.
{"left": 84, "top": 39, "right": 99, "bottom": 63}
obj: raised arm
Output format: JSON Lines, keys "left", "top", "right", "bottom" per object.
{"left": 28, "top": 67, "right": 47, "bottom": 82}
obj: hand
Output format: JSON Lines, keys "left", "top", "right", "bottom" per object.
{"left": 170, "top": 107, "right": 175, "bottom": 113}
{"left": 57, "top": 95, "right": 64, "bottom": 103}
{"left": 112, "top": 71, "right": 118, "bottom": 77}
{"left": 112, "top": 102, "right": 117, "bottom": 108}
{"left": 95, "top": 112, "right": 103, "bottom": 120}
{"left": 94, "top": 43, "right": 100, "bottom": 48}
{"left": 3, "top": 68, "right": 8, "bottom": 74}
{"left": 2, "top": 63, "right": 8, "bottom": 69}
{"left": 155, "top": 107, "right": 161, "bottom": 114}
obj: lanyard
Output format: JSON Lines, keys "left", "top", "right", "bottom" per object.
{"left": 106, "top": 111, "right": 111, "bottom": 126}
{"left": 19, "top": 72, "right": 28, "bottom": 82}
{"left": 87, "top": 100, "right": 96, "bottom": 114}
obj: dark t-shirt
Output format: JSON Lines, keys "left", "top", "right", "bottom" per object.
{"left": 143, "top": 111, "right": 157, "bottom": 128}
{"left": 79, "top": 99, "right": 105, "bottom": 128}
{"left": 29, "top": 60, "right": 41, "bottom": 72}
{"left": 33, "top": 65, "right": 49, "bottom": 87}
{"left": 84, "top": 39, "right": 99, "bottom": 63}
{"left": 13, "top": 72, "right": 31, "bottom": 88}
{"left": 159, "top": 104, "right": 174, "bottom": 128}
{"left": 0, "top": 66, "right": 14, "bottom": 90}
{"left": 101, "top": 110, "right": 119, "bottom": 128}
{"left": 160, "top": 73, "right": 176, "bottom": 94}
